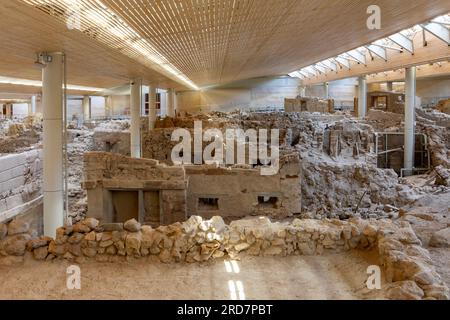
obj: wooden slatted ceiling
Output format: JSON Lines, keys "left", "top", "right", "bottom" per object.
{"left": 0, "top": 0, "right": 185, "bottom": 91}
{"left": 102, "top": 0, "right": 450, "bottom": 86}
{"left": 4, "top": 0, "right": 450, "bottom": 90}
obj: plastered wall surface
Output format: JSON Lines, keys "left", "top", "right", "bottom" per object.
{"left": 177, "top": 77, "right": 300, "bottom": 113}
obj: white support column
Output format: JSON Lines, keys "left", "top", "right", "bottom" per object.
{"left": 141, "top": 85, "right": 149, "bottom": 116}
{"left": 105, "top": 96, "right": 112, "bottom": 117}
{"left": 130, "top": 79, "right": 141, "bottom": 158}
{"left": 27, "top": 102, "right": 32, "bottom": 116}
{"left": 167, "top": 88, "right": 175, "bottom": 117}
{"left": 148, "top": 86, "right": 157, "bottom": 129}
{"left": 299, "top": 86, "right": 306, "bottom": 97}
{"left": 324, "top": 82, "right": 329, "bottom": 99}
{"left": 358, "top": 75, "right": 367, "bottom": 118}
{"left": 404, "top": 67, "right": 416, "bottom": 176}
{"left": 42, "top": 52, "right": 64, "bottom": 237}
{"left": 173, "top": 90, "right": 178, "bottom": 117}
{"left": 82, "top": 95, "right": 90, "bottom": 121}
{"left": 31, "top": 95, "right": 37, "bottom": 114}
{"left": 159, "top": 89, "right": 167, "bottom": 118}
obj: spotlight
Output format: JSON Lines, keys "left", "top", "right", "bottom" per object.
{"left": 34, "top": 52, "right": 52, "bottom": 69}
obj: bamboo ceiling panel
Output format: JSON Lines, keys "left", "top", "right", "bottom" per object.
{"left": 5, "top": 0, "right": 450, "bottom": 90}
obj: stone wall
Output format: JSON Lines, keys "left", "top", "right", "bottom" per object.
{"left": 367, "top": 91, "right": 405, "bottom": 114}
{"left": 0, "top": 149, "right": 42, "bottom": 223}
{"left": 83, "top": 151, "right": 301, "bottom": 224}
{"left": 284, "top": 97, "right": 333, "bottom": 113}
{"left": 0, "top": 117, "right": 41, "bottom": 154}
{"left": 1, "top": 215, "right": 447, "bottom": 299}
{"left": 300, "top": 161, "right": 420, "bottom": 217}
{"left": 185, "top": 154, "right": 301, "bottom": 221}
{"left": 322, "top": 122, "right": 372, "bottom": 158}
{"left": 436, "top": 98, "right": 450, "bottom": 115}
{"left": 143, "top": 128, "right": 189, "bottom": 165}
{"left": 83, "top": 152, "right": 187, "bottom": 226}
{"left": 92, "top": 131, "right": 130, "bottom": 156}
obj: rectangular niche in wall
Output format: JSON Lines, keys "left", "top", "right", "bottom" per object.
{"left": 257, "top": 196, "right": 278, "bottom": 208}
{"left": 111, "top": 190, "right": 139, "bottom": 222}
{"left": 198, "top": 197, "right": 219, "bottom": 211}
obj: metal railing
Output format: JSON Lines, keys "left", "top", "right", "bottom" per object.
{"left": 374, "top": 132, "right": 431, "bottom": 176}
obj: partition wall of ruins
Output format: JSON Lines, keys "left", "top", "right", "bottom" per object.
{"left": 1, "top": 94, "right": 449, "bottom": 225}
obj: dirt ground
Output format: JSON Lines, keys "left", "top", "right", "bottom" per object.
{"left": 0, "top": 250, "right": 386, "bottom": 300}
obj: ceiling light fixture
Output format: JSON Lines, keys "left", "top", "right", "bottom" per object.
{"left": 0, "top": 75, "right": 104, "bottom": 92}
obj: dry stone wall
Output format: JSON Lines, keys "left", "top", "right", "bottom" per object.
{"left": 284, "top": 97, "right": 332, "bottom": 113}
{"left": 0, "top": 149, "right": 42, "bottom": 222}
{"left": 1, "top": 214, "right": 447, "bottom": 300}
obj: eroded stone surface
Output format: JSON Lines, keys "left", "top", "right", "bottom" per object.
{"left": 429, "top": 228, "right": 450, "bottom": 248}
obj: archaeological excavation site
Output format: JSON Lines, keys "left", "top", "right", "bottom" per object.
{"left": 0, "top": 0, "right": 450, "bottom": 306}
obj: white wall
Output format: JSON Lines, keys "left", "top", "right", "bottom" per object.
{"left": 110, "top": 95, "right": 130, "bottom": 116}
{"left": 91, "top": 96, "right": 106, "bottom": 118}
{"left": 417, "top": 78, "right": 450, "bottom": 98}
{"left": 67, "top": 98, "right": 82, "bottom": 120}
{"left": 416, "top": 77, "right": 450, "bottom": 107}
{"left": 11, "top": 103, "right": 28, "bottom": 118}
{"left": 368, "top": 77, "right": 450, "bottom": 107}
{"left": 306, "top": 78, "right": 357, "bottom": 109}
{"left": 177, "top": 76, "right": 300, "bottom": 113}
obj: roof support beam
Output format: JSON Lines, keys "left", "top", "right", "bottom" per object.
{"left": 304, "top": 66, "right": 318, "bottom": 76}
{"left": 342, "top": 54, "right": 361, "bottom": 64}
{"left": 313, "top": 64, "right": 326, "bottom": 74}
{"left": 320, "top": 60, "right": 338, "bottom": 72}
{"left": 298, "top": 70, "right": 310, "bottom": 78}
{"left": 388, "top": 33, "right": 414, "bottom": 54}
{"left": 421, "top": 22, "right": 450, "bottom": 45}
{"left": 302, "top": 34, "right": 449, "bottom": 85}
{"left": 288, "top": 71, "right": 304, "bottom": 79}
{"left": 347, "top": 49, "right": 366, "bottom": 65}
{"left": 365, "top": 44, "right": 387, "bottom": 61}
{"left": 371, "top": 43, "right": 404, "bottom": 52}
{"left": 334, "top": 56, "right": 351, "bottom": 69}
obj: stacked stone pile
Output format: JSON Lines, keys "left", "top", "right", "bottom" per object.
{"left": 0, "top": 219, "right": 36, "bottom": 257}
{"left": 300, "top": 161, "right": 420, "bottom": 216}
{"left": 376, "top": 220, "right": 449, "bottom": 300}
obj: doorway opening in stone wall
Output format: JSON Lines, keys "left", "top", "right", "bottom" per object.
{"left": 111, "top": 190, "right": 139, "bottom": 222}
